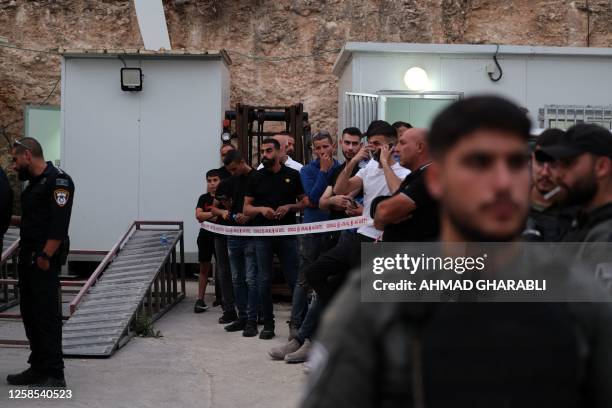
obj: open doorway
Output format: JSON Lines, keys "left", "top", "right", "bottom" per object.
{"left": 379, "top": 91, "right": 463, "bottom": 128}
{"left": 24, "top": 104, "right": 61, "bottom": 166}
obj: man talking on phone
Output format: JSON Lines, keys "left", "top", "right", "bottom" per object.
{"left": 304, "top": 121, "right": 410, "bottom": 306}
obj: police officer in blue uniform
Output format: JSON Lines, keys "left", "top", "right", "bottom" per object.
{"left": 6, "top": 137, "right": 74, "bottom": 388}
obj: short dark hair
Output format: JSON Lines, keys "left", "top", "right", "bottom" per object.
{"left": 341, "top": 127, "right": 362, "bottom": 138}
{"left": 206, "top": 169, "right": 221, "bottom": 179}
{"left": 223, "top": 149, "right": 243, "bottom": 166}
{"left": 312, "top": 130, "right": 334, "bottom": 145}
{"left": 365, "top": 120, "right": 397, "bottom": 142}
{"left": 262, "top": 138, "right": 281, "bottom": 150}
{"left": 428, "top": 95, "right": 531, "bottom": 158}
{"left": 12, "top": 137, "right": 44, "bottom": 158}
{"left": 392, "top": 121, "right": 413, "bottom": 131}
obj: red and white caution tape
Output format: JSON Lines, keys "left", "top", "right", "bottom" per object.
{"left": 200, "top": 216, "right": 371, "bottom": 237}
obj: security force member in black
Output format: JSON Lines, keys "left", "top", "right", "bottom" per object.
{"left": 537, "top": 124, "right": 612, "bottom": 258}
{"left": 7, "top": 137, "right": 75, "bottom": 388}
{"left": 300, "top": 96, "right": 612, "bottom": 408}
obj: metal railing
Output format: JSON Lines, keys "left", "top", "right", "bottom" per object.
{"left": 0, "top": 221, "right": 186, "bottom": 349}
{"left": 69, "top": 220, "right": 186, "bottom": 320}
{"left": 133, "top": 221, "right": 186, "bottom": 320}
{"left": 134, "top": 221, "right": 186, "bottom": 327}
{"left": 69, "top": 223, "right": 138, "bottom": 315}
{"left": 0, "top": 235, "right": 20, "bottom": 312}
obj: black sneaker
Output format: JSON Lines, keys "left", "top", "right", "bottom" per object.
{"left": 7, "top": 368, "right": 45, "bottom": 385}
{"left": 194, "top": 299, "right": 209, "bottom": 313}
{"left": 225, "top": 319, "right": 246, "bottom": 332}
{"left": 218, "top": 311, "right": 238, "bottom": 324}
{"left": 29, "top": 376, "right": 66, "bottom": 388}
{"left": 259, "top": 322, "right": 275, "bottom": 340}
{"left": 243, "top": 320, "right": 258, "bottom": 337}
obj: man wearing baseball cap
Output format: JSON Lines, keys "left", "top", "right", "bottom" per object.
{"left": 523, "top": 128, "right": 577, "bottom": 242}
{"left": 536, "top": 123, "right": 612, "bottom": 255}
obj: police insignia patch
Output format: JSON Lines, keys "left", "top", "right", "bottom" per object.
{"left": 56, "top": 178, "right": 69, "bottom": 187}
{"left": 54, "top": 189, "right": 69, "bottom": 207}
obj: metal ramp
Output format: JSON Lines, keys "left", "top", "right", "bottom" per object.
{"left": 62, "top": 221, "right": 186, "bottom": 357}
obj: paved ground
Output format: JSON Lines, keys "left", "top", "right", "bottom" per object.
{"left": 0, "top": 280, "right": 306, "bottom": 408}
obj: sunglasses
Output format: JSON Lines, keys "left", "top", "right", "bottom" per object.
{"left": 12, "top": 139, "right": 31, "bottom": 151}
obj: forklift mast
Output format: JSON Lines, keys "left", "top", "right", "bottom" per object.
{"left": 224, "top": 103, "right": 311, "bottom": 167}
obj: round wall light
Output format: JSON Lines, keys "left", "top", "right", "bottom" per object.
{"left": 403, "top": 67, "right": 430, "bottom": 91}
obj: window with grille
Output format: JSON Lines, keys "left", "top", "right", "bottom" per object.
{"left": 538, "top": 105, "right": 612, "bottom": 130}
{"left": 344, "top": 93, "right": 379, "bottom": 133}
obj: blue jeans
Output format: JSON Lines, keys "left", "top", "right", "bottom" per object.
{"left": 253, "top": 236, "right": 299, "bottom": 323}
{"left": 296, "top": 294, "right": 321, "bottom": 343}
{"left": 214, "top": 235, "right": 235, "bottom": 314}
{"left": 290, "top": 232, "right": 337, "bottom": 326}
{"left": 227, "top": 236, "right": 258, "bottom": 321}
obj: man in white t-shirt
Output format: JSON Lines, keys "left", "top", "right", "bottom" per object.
{"left": 334, "top": 121, "right": 411, "bottom": 239}
{"left": 304, "top": 120, "right": 410, "bottom": 306}
{"left": 257, "top": 134, "right": 303, "bottom": 172}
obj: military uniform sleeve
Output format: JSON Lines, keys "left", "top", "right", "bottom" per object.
{"left": 47, "top": 175, "right": 74, "bottom": 240}
{"left": 300, "top": 273, "right": 378, "bottom": 408}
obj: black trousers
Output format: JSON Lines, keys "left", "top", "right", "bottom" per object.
{"left": 304, "top": 232, "right": 373, "bottom": 306}
{"left": 18, "top": 246, "right": 64, "bottom": 377}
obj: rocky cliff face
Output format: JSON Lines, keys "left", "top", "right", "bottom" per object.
{"left": 0, "top": 0, "right": 610, "bottom": 148}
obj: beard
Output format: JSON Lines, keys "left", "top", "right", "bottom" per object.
{"left": 17, "top": 167, "right": 31, "bottom": 181}
{"left": 342, "top": 151, "right": 355, "bottom": 161}
{"left": 534, "top": 177, "right": 556, "bottom": 196}
{"left": 561, "top": 172, "right": 597, "bottom": 207}
{"left": 261, "top": 157, "right": 275, "bottom": 168}
{"left": 445, "top": 196, "right": 526, "bottom": 242}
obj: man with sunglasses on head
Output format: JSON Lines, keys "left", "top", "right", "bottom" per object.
{"left": 7, "top": 137, "right": 74, "bottom": 388}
